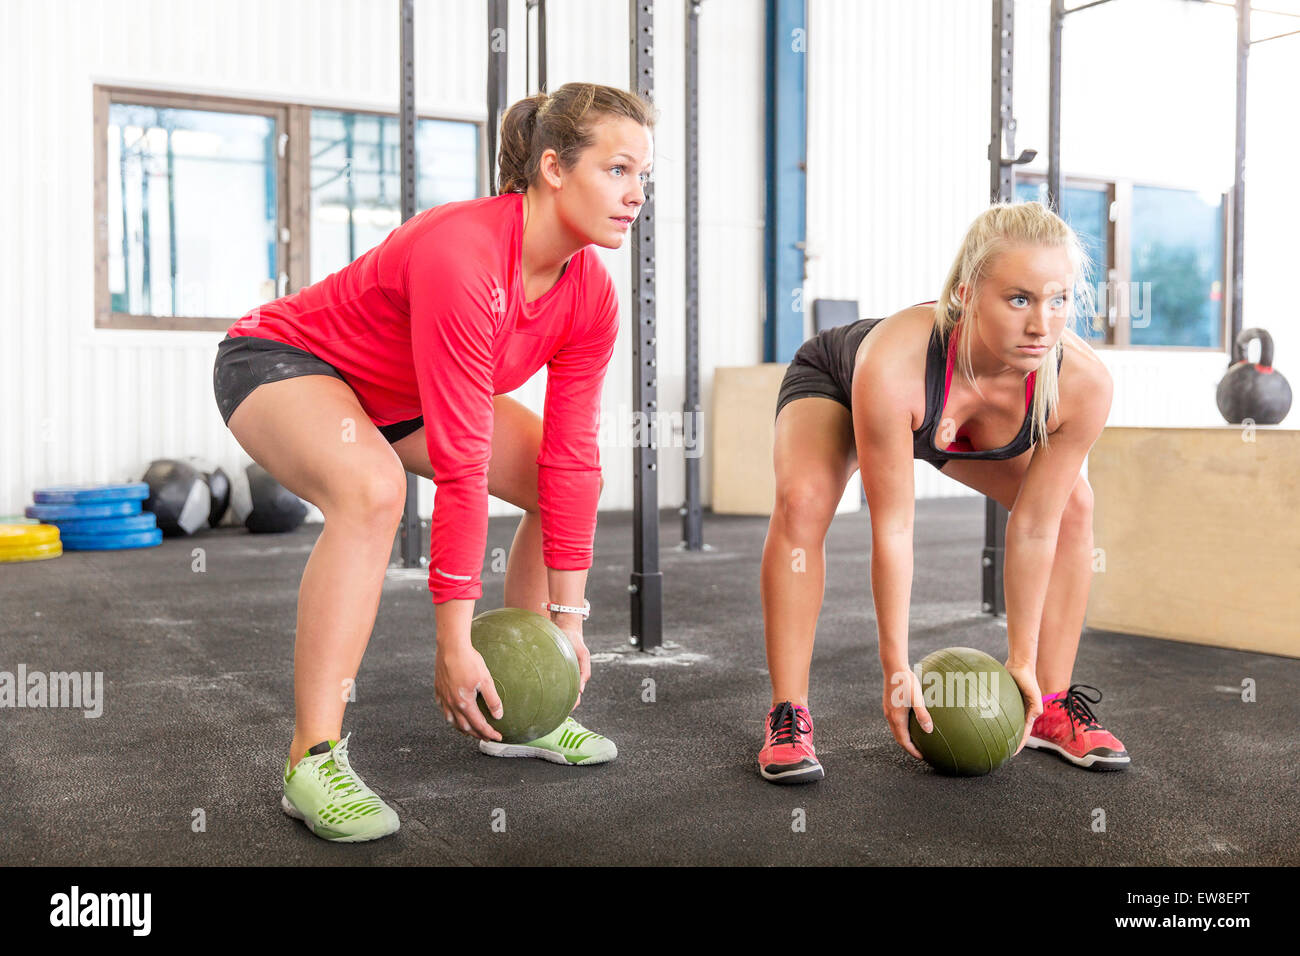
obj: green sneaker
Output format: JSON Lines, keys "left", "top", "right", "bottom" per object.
{"left": 281, "top": 735, "right": 400, "bottom": 842}
{"left": 478, "top": 716, "right": 618, "bottom": 765}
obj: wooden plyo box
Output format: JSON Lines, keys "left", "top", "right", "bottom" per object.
{"left": 711, "top": 364, "right": 861, "bottom": 516}
{"left": 1087, "top": 426, "right": 1300, "bottom": 658}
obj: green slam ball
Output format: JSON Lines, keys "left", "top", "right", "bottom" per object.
{"left": 470, "top": 607, "right": 581, "bottom": 744}
{"left": 907, "top": 647, "right": 1025, "bottom": 776}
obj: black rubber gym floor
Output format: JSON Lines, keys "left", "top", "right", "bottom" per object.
{"left": 3, "top": 497, "right": 1296, "bottom": 866}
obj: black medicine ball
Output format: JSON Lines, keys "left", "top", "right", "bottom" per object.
{"left": 229, "top": 463, "right": 308, "bottom": 534}
{"left": 142, "top": 459, "right": 212, "bottom": 536}
{"left": 183, "top": 456, "right": 232, "bottom": 528}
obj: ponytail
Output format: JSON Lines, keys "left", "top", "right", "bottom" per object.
{"left": 497, "top": 94, "right": 547, "bottom": 195}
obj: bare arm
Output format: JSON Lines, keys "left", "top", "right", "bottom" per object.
{"left": 1004, "top": 353, "right": 1113, "bottom": 670}
{"left": 852, "top": 338, "right": 917, "bottom": 674}
{"left": 852, "top": 335, "right": 935, "bottom": 757}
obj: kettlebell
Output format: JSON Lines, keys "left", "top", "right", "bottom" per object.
{"left": 1215, "top": 327, "right": 1292, "bottom": 425}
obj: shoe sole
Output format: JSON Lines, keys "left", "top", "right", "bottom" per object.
{"left": 478, "top": 740, "right": 616, "bottom": 765}
{"left": 1026, "top": 737, "right": 1130, "bottom": 771}
{"left": 759, "top": 763, "right": 825, "bottom": 784}
{"left": 281, "top": 794, "right": 400, "bottom": 842}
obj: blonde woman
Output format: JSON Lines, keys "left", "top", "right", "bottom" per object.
{"left": 758, "top": 202, "right": 1128, "bottom": 783}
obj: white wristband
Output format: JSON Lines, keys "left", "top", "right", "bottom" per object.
{"left": 544, "top": 599, "right": 590, "bottom": 621}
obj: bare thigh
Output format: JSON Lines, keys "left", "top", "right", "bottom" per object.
{"left": 389, "top": 394, "right": 548, "bottom": 511}
{"left": 772, "top": 397, "right": 859, "bottom": 522}
{"left": 226, "top": 374, "right": 407, "bottom": 516}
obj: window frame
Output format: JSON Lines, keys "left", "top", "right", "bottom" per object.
{"left": 296, "top": 103, "right": 487, "bottom": 289}
{"left": 1015, "top": 170, "right": 1229, "bottom": 354}
{"left": 1015, "top": 172, "right": 1115, "bottom": 345}
{"left": 93, "top": 85, "right": 485, "bottom": 333}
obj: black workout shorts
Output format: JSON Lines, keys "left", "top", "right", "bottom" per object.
{"left": 774, "top": 319, "right": 881, "bottom": 422}
{"left": 212, "top": 335, "right": 424, "bottom": 444}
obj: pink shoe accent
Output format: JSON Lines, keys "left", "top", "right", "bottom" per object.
{"left": 758, "top": 701, "right": 824, "bottom": 784}
{"left": 1028, "top": 684, "right": 1130, "bottom": 771}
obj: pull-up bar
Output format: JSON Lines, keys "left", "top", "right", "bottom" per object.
{"left": 1200, "top": 0, "right": 1300, "bottom": 17}
{"left": 525, "top": 0, "right": 549, "bottom": 94}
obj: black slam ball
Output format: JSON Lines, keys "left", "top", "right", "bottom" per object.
{"left": 142, "top": 459, "right": 212, "bottom": 536}
{"left": 231, "top": 463, "right": 308, "bottom": 533}
{"left": 184, "top": 457, "right": 232, "bottom": 528}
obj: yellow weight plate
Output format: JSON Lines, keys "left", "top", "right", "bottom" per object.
{"left": 0, "top": 523, "right": 60, "bottom": 549}
{"left": 0, "top": 540, "right": 63, "bottom": 563}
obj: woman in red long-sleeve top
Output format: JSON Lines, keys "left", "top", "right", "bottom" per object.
{"left": 213, "top": 83, "right": 655, "bottom": 842}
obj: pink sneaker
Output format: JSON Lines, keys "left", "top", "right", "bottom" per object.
{"left": 758, "top": 701, "right": 824, "bottom": 784}
{"left": 1027, "top": 684, "right": 1130, "bottom": 771}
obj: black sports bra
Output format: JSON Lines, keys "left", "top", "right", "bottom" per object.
{"left": 846, "top": 314, "right": 1061, "bottom": 465}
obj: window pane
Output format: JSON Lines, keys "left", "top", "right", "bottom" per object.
{"left": 107, "top": 104, "right": 277, "bottom": 318}
{"left": 1130, "top": 185, "right": 1224, "bottom": 348}
{"left": 310, "top": 111, "right": 479, "bottom": 282}
{"left": 1014, "top": 181, "right": 1109, "bottom": 341}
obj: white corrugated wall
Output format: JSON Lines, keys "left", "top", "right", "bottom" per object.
{"left": 806, "top": 0, "right": 995, "bottom": 499}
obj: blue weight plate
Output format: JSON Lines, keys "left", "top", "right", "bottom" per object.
{"left": 60, "top": 528, "right": 164, "bottom": 551}
{"left": 25, "top": 501, "right": 141, "bottom": 520}
{"left": 32, "top": 482, "right": 150, "bottom": 504}
{"left": 47, "top": 513, "right": 158, "bottom": 534}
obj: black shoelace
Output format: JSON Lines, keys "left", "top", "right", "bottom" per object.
{"left": 769, "top": 701, "right": 812, "bottom": 745}
{"left": 1060, "top": 683, "right": 1105, "bottom": 732}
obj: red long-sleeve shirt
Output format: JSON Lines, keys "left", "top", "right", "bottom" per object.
{"left": 225, "top": 192, "right": 620, "bottom": 603}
